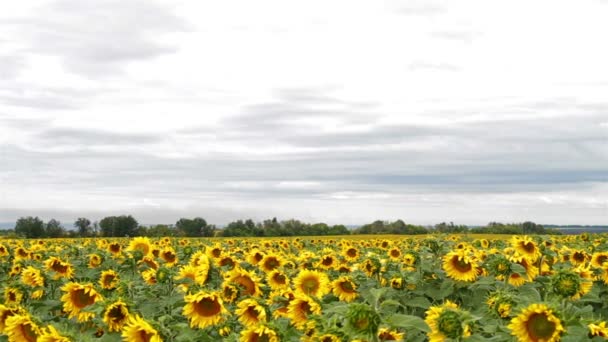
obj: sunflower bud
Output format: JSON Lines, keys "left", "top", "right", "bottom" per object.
{"left": 345, "top": 303, "right": 381, "bottom": 338}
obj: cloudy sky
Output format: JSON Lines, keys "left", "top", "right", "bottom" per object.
{"left": 1, "top": 0, "right": 607, "bottom": 226}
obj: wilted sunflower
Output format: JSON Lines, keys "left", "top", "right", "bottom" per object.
{"left": 294, "top": 270, "right": 330, "bottom": 298}
{"left": 104, "top": 300, "right": 130, "bottom": 332}
{"left": 43, "top": 257, "right": 73, "bottom": 280}
{"left": 511, "top": 236, "right": 541, "bottom": 262}
{"left": 442, "top": 250, "right": 478, "bottom": 282}
{"left": 60, "top": 282, "right": 103, "bottom": 322}
{"left": 287, "top": 294, "right": 322, "bottom": 329}
{"left": 121, "top": 315, "right": 162, "bottom": 342}
{"left": 331, "top": 276, "right": 358, "bottom": 302}
{"left": 183, "top": 291, "right": 228, "bottom": 329}
{"left": 226, "top": 268, "right": 261, "bottom": 297}
{"left": 588, "top": 321, "right": 608, "bottom": 338}
{"left": 21, "top": 266, "right": 44, "bottom": 288}
{"left": 4, "top": 314, "right": 42, "bottom": 342}
{"left": 100, "top": 269, "right": 120, "bottom": 290}
{"left": 236, "top": 298, "right": 267, "bottom": 327}
{"left": 424, "top": 301, "right": 472, "bottom": 342}
{"left": 126, "top": 237, "right": 152, "bottom": 257}
{"left": 239, "top": 324, "right": 280, "bottom": 342}
{"left": 378, "top": 327, "right": 404, "bottom": 341}
{"left": 267, "top": 270, "right": 290, "bottom": 290}
{"left": 38, "top": 325, "right": 71, "bottom": 342}
{"left": 3, "top": 287, "right": 23, "bottom": 306}
{"left": 508, "top": 303, "right": 564, "bottom": 342}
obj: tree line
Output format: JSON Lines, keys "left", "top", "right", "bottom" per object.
{"left": 0, "top": 215, "right": 563, "bottom": 239}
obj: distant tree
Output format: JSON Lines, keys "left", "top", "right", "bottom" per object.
{"left": 99, "top": 215, "right": 139, "bottom": 237}
{"left": 147, "top": 224, "right": 177, "bottom": 237}
{"left": 14, "top": 216, "right": 45, "bottom": 238}
{"left": 176, "top": 217, "right": 211, "bottom": 237}
{"left": 74, "top": 217, "right": 92, "bottom": 237}
{"left": 45, "top": 219, "right": 66, "bottom": 238}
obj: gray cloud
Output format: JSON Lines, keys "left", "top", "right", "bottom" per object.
{"left": 1, "top": 0, "right": 188, "bottom": 76}
{"left": 34, "top": 127, "right": 162, "bottom": 147}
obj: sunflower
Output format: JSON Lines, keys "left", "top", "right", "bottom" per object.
{"left": 403, "top": 253, "right": 417, "bottom": 266}
{"left": 87, "top": 254, "right": 103, "bottom": 268}
{"left": 183, "top": 291, "right": 228, "bottom": 329}
{"left": 21, "top": 266, "right": 44, "bottom": 288}
{"left": 287, "top": 294, "right": 322, "bottom": 329}
{"left": 570, "top": 250, "right": 588, "bottom": 266}
{"left": 318, "top": 254, "right": 337, "bottom": 270}
{"left": 511, "top": 236, "right": 541, "bottom": 262}
{"left": 121, "top": 315, "right": 163, "bottom": 342}
{"left": 425, "top": 301, "right": 472, "bottom": 342}
{"left": 239, "top": 324, "right": 280, "bottom": 342}
{"left": 260, "top": 254, "right": 283, "bottom": 273}
{"left": 141, "top": 269, "right": 157, "bottom": 285}
{"left": 221, "top": 284, "right": 239, "bottom": 303}
{"left": 100, "top": 269, "right": 120, "bottom": 290}
{"left": 378, "top": 327, "right": 404, "bottom": 341}
{"left": 206, "top": 243, "right": 223, "bottom": 260}
{"left": 0, "top": 305, "right": 26, "bottom": 333}
{"left": 588, "top": 321, "right": 608, "bottom": 338}
{"left": 108, "top": 242, "right": 122, "bottom": 256}
{"left": 127, "top": 237, "right": 152, "bottom": 257}
{"left": 294, "top": 270, "right": 330, "bottom": 298}
{"left": 390, "top": 277, "right": 403, "bottom": 290}
{"left": 550, "top": 269, "right": 592, "bottom": 299}
{"left": 0, "top": 243, "right": 9, "bottom": 257}
{"left": 175, "top": 265, "right": 209, "bottom": 290}
{"left": 226, "top": 268, "right": 261, "bottom": 297}
{"left": 217, "top": 255, "right": 237, "bottom": 270}
{"left": 267, "top": 270, "right": 290, "bottom": 290}
{"left": 38, "top": 325, "right": 71, "bottom": 342}
{"left": 442, "top": 250, "right": 478, "bottom": 282}
{"left": 3, "top": 287, "right": 23, "bottom": 305}
{"left": 361, "top": 258, "right": 381, "bottom": 277}
{"left": 189, "top": 251, "right": 211, "bottom": 268}
{"left": 343, "top": 247, "right": 360, "bottom": 261}
{"left": 236, "top": 298, "right": 267, "bottom": 327}
{"left": 316, "top": 333, "right": 341, "bottom": 342}
{"left": 247, "top": 249, "right": 265, "bottom": 265}
{"left": 268, "top": 289, "right": 295, "bottom": 319}
{"left": 60, "top": 282, "right": 103, "bottom": 322}
{"left": 331, "top": 276, "right": 358, "bottom": 302}
{"left": 103, "top": 300, "right": 130, "bottom": 332}
{"left": 157, "top": 247, "right": 177, "bottom": 267}
{"left": 4, "top": 314, "right": 42, "bottom": 342}
{"left": 387, "top": 247, "right": 402, "bottom": 261}
{"left": 508, "top": 303, "right": 564, "bottom": 342}
{"left": 591, "top": 252, "right": 608, "bottom": 269}
{"left": 44, "top": 257, "right": 74, "bottom": 279}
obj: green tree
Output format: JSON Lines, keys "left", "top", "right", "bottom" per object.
{"left": 176, "top": 217, "right": 211, "bottom": 237}
{"left": 99, "top": 215, "right": 139, "bottom": 237}
{"left": 74, "top": 217, "right": 92, "bottom": 237}
{"left": 45, "top": 219, "right": 66, "bottom": 238}
{"left": 14, "top": 216, "right": 45, "bottom": 238}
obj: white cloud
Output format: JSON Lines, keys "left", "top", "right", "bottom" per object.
{"left": 0, "top": 0, "right": 607, "bottom": 225}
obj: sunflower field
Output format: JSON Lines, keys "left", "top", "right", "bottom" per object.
{"left": 1, "top": 234, "right": 608, "bottom": 342}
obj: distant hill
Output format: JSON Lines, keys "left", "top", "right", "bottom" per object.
{"left": 544, "top": 225, "right": 608, "bottom": 234}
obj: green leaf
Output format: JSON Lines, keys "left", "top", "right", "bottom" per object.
{"left": 385, "top": 314, "right": 430, "bottom": 332}
{"left": 406, "top": 296, "right": 431, "bottom": 309}
{"left": 510, "top": 263, "right": 526, "bottom": 275}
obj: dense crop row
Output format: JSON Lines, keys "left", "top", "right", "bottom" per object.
{"left": 1, "top": 234, "right": 608, "bottom": 341}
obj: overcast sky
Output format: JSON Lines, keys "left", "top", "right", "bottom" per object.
{"left": 1, "top": 0, "right": 607, "bottom": 226}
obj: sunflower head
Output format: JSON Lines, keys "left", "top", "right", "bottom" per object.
{"left": 21, "top": 266, "right": 45, "bottom": 288}
{"left": 345, "top": 303, "right": 381, "bottom": 338}
{"left": 442, "top": 250, "right": 478, "bottom": 282}
{"left": 103, "top": 300, "right": 130, "bottom": 332}
{"left": 240, "top": 324, "right": 280, "bottom": 342}
{"left": 425, "top": 301, "right": 472, "bottom": 342}
{"left": 183, "top": 291, "right": 228, "bottom": 329}
{"left": 236, "top": 298, "right": 267, "bottom": 327}
{"left": 38, "top": 325, "right": 71, "bottom": 342}
{"left": 332, "top": 276, "right": 358, "bottom": 302}
{"left": 60, "top": 282, "right": 103, "bottom": 322}
{"left": 100, "top": 269, "right": 120, "bottom": 290}
{"left": 3, "top": 287, "right": 23, "bottom": 305}
{"left": 121, "top": 315, "right": 163, "bottom": 342}
{"left": 4, "top": 314, "right": 41, "bottom": 342}
{"left": 508, "top": 303, "right": 565, "bottom": 342}
{"left": 378, "top": 327, "right": 404, "bottom": 341}
{"left": 588, "top": 321, "right": 608, "bottom": 338}
{"left": 287, "top": 294, "right": 322, "bottom": 329}
{"left": 551, "top": 269, "right": 588, "bottom": 299}
{"left": 294, "top": 270, "right": 330, "bottom": 298}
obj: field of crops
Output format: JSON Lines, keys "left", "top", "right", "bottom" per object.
{"left": 1, "top": 234, "right": 608, "bottom": 342}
